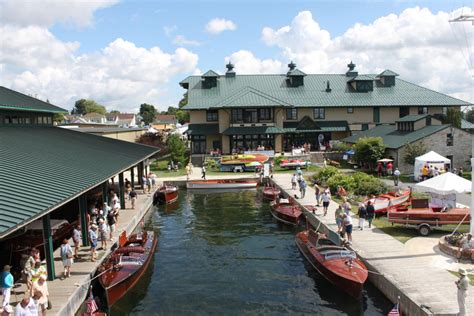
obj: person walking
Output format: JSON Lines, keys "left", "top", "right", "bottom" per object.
{"left": 291, "top": 174, "right": 297, "bottom": 190}
{"left": 314, "top": 184, "right": 321, "bottom": 206}
{"left": 299, "top": 179, "right": 307, "bottom": 199}
{"left": 89, "top": 225, "right": 98, "bottom": 262}
{"left": 321, "top": 191, "right": 331, "bottom": 216}
{"left": 98, "top": 219, "right": 108, "bottom": 251}
{"left": 342, "top": 198, "right": 351, "bottom": 215}
{"left": 455, "top": 268, "right": 469, "bottom": 316}
{"left": 31, "top": 275, "right": 49, "bottom": 316}
{"left": 142, "top": 176, "right": 148, "bottom": 194}
{"left": 357, "top": 203, "right": 367, "bottom": 230}
{"left": 72, "top": 225, "right": 81, "bottom": 259}
{"left": 129, "top": 189, "right": 137, "bottom": 209}
{"left": 335, "top": 205, "right": 344, "bottom": 234}
{"left": 393, "top": 168, "right": 401, "bottom": 186}
{"left": 30, "top": 261, "right": 46, "bottom": 285}
{"left": 201, "top": 165, "right": 206, "bottom": 180}
{"left": 1, "top": 265, "right": 13, "bottom": 309}
{"left": 366, "top": 201, "right": 375, "bottom": 228}
{"left": 22, "top": 250, "right": 35, "bottom": 291}
{"left": 107, "top": 209, "right": 117, "bottom": 241}
{"left": 60, "top": 239, "right": 73, "bottom": 279}
{"left": 185, "top": 164, "right": 191, "bottom": 180}
{"left": 343, "top": 213, "right": 353, "bottom": 244}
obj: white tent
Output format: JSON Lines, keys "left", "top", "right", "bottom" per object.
{"left": 414, "top": 151, "right": 450, "bottom": 181}
{"left": 414, "top": 172, "right": 471, "bottom": 208}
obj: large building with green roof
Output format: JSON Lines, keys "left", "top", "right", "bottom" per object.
{"left": 180, "top": 61, "right": 470, "bottom": 155}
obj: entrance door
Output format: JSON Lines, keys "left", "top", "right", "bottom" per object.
{"left": 399, "top": 107, "right": 409, "bottom": 118}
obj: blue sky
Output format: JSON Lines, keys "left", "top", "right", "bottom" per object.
{"left": 1, "top": 0, "right": 472, "bottom": 112}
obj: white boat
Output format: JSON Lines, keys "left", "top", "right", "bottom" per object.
{"left": 186, "top": 179, "right": 258, "bottom": 189}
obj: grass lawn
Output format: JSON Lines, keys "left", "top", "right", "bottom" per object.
{"left": 449, "top": 271, "right": 474, "bottom": 286}
{"left": 274, "top": 164, "right": 320, "bottom": 174}
{"left": 150, "top": 157, "right": 187, "bottom": 177}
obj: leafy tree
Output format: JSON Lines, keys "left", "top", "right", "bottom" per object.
{"left": 353, "top": 137, "right": 386, "bottom": 169}
{"left": 72, "top": 99, "right": 106, "bottom": 115}
{"left": 166, "top": 134, "right": 187, "bottom": 166}
{"left": 464, "top": 108, "right": 474, "bottom": 123}
{"left": 178, "top": 93, "right": 188, "bottom": 107}
{"left": 403, "top": 141, "right": 427, "bottom": 165}
{"left": 175, "top": 109, "right": 190, "bottom": 124}
{"left": 139, "top": 103, "right": 157, "bottom": 125}
{"left": 167, "top": 106, "right": 178, "bottom": 115}
{"left": 442, "top": 108, "right": 461, "bottom": 128}
{"left": 53, "top": 112, "right": 66, "bottom": 123}
{"left": 109, "top": 110, "right": 121, "bottom": 114}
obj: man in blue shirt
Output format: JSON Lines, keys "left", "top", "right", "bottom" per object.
{"left": 1, "top": 265, "right": 14, "bottom": 309}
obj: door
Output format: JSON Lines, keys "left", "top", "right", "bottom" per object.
{"left": 373, "top": 107, "right": 380, "bottom": 123}
{"left": 399, "top": 107, "right": 409, "bottom": 118}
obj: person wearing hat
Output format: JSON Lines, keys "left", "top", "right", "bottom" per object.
{"left": 60, "top": 239, "right": 73, "bottom": 279}
{"left": 0, "top": 265, "right": 13, "bottom": 309}
{"left": 88, "top": 224, "right": 98, "bottom": 262}
{"left": 98, "top": 218, "right": 108, "bottom": 251}
{"left": 31, "top": 275, "right": 49, "bottom": 316}
{"left": 455, "top": 268, "right": 469, "bottom": 316}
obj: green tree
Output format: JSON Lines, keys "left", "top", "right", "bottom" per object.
{"left": 72, "top": 99, "right": 106, "bottom": 115}
{"left": 353, "top": 137, "right": 386, "bottom": 169}
{"left": 442, "top": 108, "right": 461, "bottom": 128}
{"left": 53, "top": 112, "right": 66, "bottom": 123}
{"left": 178, "top": 93, "right": 188, "bottom": 107}
{"left": 166, "top": 134, "right": 187, "bottom": 166}
{"left": 464, "top": 108, "right": 474, "bottom": 123}
{"left": 403, "top": 141, "right": 427, "bottom": 165}
{"left": 139, "top": 103, "right": 157, "bottom": 125}
{"left": 167, "top": 106, "right": 178, "bottom": 115}
{"left": 109, "top": 110, "right": 121, "bottom": 114}
{"left": 175, "top": 109, "right": 190, "bottom": 124}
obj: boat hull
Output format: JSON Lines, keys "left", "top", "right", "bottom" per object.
{"left": 295, "top": 232, "right": 367, "bottom": 298}
{"left": 153, "top": 186, "right": 178, "bottom": 205}
{"left": 388, "top": 207, "right": 471, "bottom": 225}
{"left": 365, "top": 189, "right": 410, "bottom": 214}
{"left": 186, "top": 180, "right": 258, "bottom": 189}
{"left": 99, "top": 232, "right": 158, "bottom": 307}
{"left": 270, "top": 202, "right": 302, "bottom": 225}
{"left": 262, "top": 187, "right": 281, "bottom": 200}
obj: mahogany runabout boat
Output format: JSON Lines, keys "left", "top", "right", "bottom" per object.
{"left": 269, "top": 197, "right": 302, "bottom": 225}
{"left": 295, "top": 230, "right": 368, "bottom": 298}
{"left": 262, "top": 186, "right": 281, "bottom": 201}
{"left": 98, "top": 231, "right": 157, "bottom": 307}
{"left": 153, "top": 184, "right": 178, "bottom": 205}
{"left": 186, "top": 179, "right": 258, "bottom": 189}
{"left": 364, "top": 189, "right": 411, "bottom": 214}
{"left": 388, "top": 206, "right": 471, "bottom": 226}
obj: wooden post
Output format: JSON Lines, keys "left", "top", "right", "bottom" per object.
{"left": 131, "top": 167, "right": 135, "bottom": 189}
{"left": 102, "top": 181, "right": 108, "bottom": 205}
{"left": 119, "top": 172, "right": 125, "bottom": 208}
{"left": 42, "top": 214, "right": 55, "bottom": 281}
{"left": 79, "top": 195, "right": 89, "bottom": 247}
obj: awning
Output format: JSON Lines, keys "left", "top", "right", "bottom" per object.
{"left": 186, "top": 124, "right": 220, "bottom": 135}
{"left": 222, "top": 126, "right": 284, "bottom": 135}
{"left": 282, "top": 118, "right": 349, "bottom": 133}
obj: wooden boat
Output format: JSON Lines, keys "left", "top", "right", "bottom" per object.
{"left": 280, "top": 159, "right": 311, "bottom": 169}
{"left": 269, "top": 197, "right": 302, "bottom": 225}
{"left": 186, "top": 179, "right": 258, "bottom": 189}
{"left": 98, "top": 231, "right": 157, "bottom": 307}
{"left": 153, "top": 184, "right": 178, "bottom": 205}
{"left": 364, "top": 189, "right": 411, "bottom": 214}
{"left": 220, "top": 153, "right": 269, "bottom": 165}
{"left": 388, "top": 206, "right": 471, "bottom": 226}
{"left": 295, "top": 230, "right": 368, "bottom": 298}
{"left": 263, "top": 186, "right": 281, "bottom": 201}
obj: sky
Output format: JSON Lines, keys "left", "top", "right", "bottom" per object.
{"left": 0, "top": 0, "right": 473, "bottom": 113}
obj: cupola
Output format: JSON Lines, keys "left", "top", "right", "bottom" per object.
{"left": 225, "top": 61, "right": 236, "bottom": 78}
{"left": 345, "top": 61, "right": 358, "bottom": 77}
{"left": 201, "top": 70, "right": 219, "bottom": 89}
{"left": 286, "top": 61, "right": 306, "bottom": 87}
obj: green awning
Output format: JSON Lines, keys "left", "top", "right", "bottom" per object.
{"left": 187, "top": 123, "right": 219, "bottom": 135}
{"left": 223, "top": 126, "right": 284, "bottom": 135}
{"left": 282, "top": 118, "right": 348, "bottom": 133}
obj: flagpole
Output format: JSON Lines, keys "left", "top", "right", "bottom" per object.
{"left": 470, "top": 158, "right": 474, "bottom": 235}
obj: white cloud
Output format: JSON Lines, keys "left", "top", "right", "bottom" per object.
{"left": 205, "top": 18, "right": 236, "bottom": 34}
{"left": 0, "top": 0, "right": 118, "bottom": 28}
{"left": 254, "top": 7, "right": 474, "bottom": 101}
{"left": 163, "top": 25, "right": 177, "bottom": 37}
{"left": 173, "top": 35, "right": 201, "bottom": 46}
{"left": 0, "top": 26, "right": 199, "bottom": 112}
{"left": 225, "top": 50, "right": 284, "bottom": 74}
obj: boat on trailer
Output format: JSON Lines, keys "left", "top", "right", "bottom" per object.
{"left": 295, "top": 230, "right": 368, "bottom": 298}
{"left": 186, "top": 179, "right": 258, "bottom": 189}
{"left": 269, "top": 197, "right": 302, "bottom": 225}
{"left": 98, "top": 231, "right": 157, "bottom": 307}
{"left": 262, "top": 186, "right": 281, "bottom": 201}
{"left": 280, "top": 159, "right": 311, "bottom": 169}
{"left": 153, "top": 183, "right": 178, "bottom": 205}
{"left": 364, "top": 189, "right": 411, "bottom": 214}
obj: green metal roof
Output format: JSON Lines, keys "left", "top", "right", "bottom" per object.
{"left": 342, "top": 124, "right": 449, "bottom": 149}
{"left": 202, "top": 70, "right": 220, "bottom": 77}
{"left": 216, "top": 87, "right": 292, "bottom": 108}
{"left": 0, "top": 86, "right": 67, "bottom": 113}
{"left": 181, "top": 73, "right": 470, "bottom": 110}
{"left": 222, "top": 126, "right": 284, "bottom": 135}
{"left": 0, "top": 126, "right": 159, "bottom": 237}
{"left": 395, "top": 114, "right": 428, "bottom": 122}
{"left": 461, "top": 119, "right": 474, "bottom": 130}
{"left": 283, "top": 119, "right": 349, "bottom": 133}
{"left": 348, "top": 75, "right": 374, "bottom": 81}
{"left": 186, "top": 123, "right": 219, "bottom": 135}
{"left": 377, "top": 69, "right": 399, "bottom": 77}
{"left": 287, "top": 69, "right": 307, "bottom": 76}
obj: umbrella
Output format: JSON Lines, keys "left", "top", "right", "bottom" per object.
{"left": 377, "top": 158, "right": 393, "bottom": 163}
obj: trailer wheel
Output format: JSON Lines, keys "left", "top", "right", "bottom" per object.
{"left": 418, "top": 224, "right": 431, "bottom": 236}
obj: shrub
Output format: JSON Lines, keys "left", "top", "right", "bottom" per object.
{"left": 312, "top": 166, "right": 340, "bottom": 184}
{"left": 273, "top": 155, "right": 284, "bottom": 166}
{"left": 166, "top": 134, "right": 187, "bottom": 166}
{"left": 353, "top": 137, "right": 385, "bottom": 169}
{"left": 331, "top": 142, "right": 351, "bottom": 152}
{"left": 205, "top": 159, "right": 219, "bottom": 170}
{"left": 327, "top": 173, "right": 356, "bottom": 194}
{"left": 353, "top": 177, "right": 387, "bottom": 196}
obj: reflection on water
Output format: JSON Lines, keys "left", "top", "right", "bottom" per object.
{"left": 112, "top": 190, "right": 391, "bottom": 315}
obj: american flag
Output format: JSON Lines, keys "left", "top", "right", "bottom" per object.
{"left": 387, "top": 302, "right": 400, "bottom": 316}
{"left": 86, "top": 288, "right": 98, "bottom": 315}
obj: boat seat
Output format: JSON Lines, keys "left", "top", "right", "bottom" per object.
{"left": 119, "top": 255, "right": 143, "bottom": 266}
{"left": 114, "top": 246, "right": 145, "bottom": 254}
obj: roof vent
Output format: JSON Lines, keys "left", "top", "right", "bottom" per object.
{"left": 326, "top": 81, "right": 332, "bottom": 92}
{"left": 345, "top": 60, "right": 358, "bottom": 77}
{"left": 225, "top": 61, "right": 236, "bottom": 78}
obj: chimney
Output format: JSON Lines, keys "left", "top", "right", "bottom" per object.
{"left": 225, "top": 61, "right": 236, "bottom": 78}
{"left": 326, "top": 81, "right": 332, "bottom": 92}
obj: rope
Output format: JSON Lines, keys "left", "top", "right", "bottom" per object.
{"left": 74, "top": 266, "right": 113, "bottom": 288}
{"left": 450, "top": 210, "right": 470, "bottom": 235}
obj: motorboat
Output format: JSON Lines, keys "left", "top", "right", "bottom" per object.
{"left": 279, "top": 159, "right": 311, "bottom": 169}
{"left": 153, "top": 184, "right": 178, "bottom": 205}
{"left": 295, "top": 230, "right": 368, "bottom": 298}
{"left": 269, "top": 197, "right": 302, "bottom": 225}
{"left": 364, "top": 189, "right": 411, "bottom": 214}
{"left": 98, "top": 231, "right": 157, "bottom": 307}
{"left": 262, "top": 186, "right": 281, "bottom": 201}
{"left": 219, "top": 154, "right": 269, "bottom": 172}
{"left": 186, "top": 179, "right": 258, "bottom": 189}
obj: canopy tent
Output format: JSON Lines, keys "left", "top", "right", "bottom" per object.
{"left": 414, "top": 151, "right": 451, "bottom": 181}
{"left": 414, "top": 172, "right": 471, "bottom": 208}
{"left": 377, "top": 158, "right": 393, "bottom": 163}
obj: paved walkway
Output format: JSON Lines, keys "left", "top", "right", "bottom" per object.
{"left": 271, "top": 172, "right": 473, "bottom": 316}
{"left": 7, "top": 187, "right": 156, "bottom": 316}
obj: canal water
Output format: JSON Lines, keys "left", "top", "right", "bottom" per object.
{"left": 112, "top": 190, "right": 392, "bottom": 315}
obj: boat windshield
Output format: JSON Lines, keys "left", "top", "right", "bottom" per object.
{"left": 322, "top": 250, "right": 356, "bottom": 261}
{"left": 119, "top": 255, "right": 144, "bottom": 266}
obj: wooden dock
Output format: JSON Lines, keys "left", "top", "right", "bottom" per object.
{"left": 271, "top": 173, "right": 473, "bottom": 316}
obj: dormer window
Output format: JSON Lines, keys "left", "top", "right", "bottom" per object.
{"left": 376, "top": 69, "right": 399, "bottom": 87}
{"left": 201, "top": 70, "right": 219, "bottom": 89}
{"left": 286, "top": 61, "right": 306, "bottom": 87}
{"left": 348, "top": 75, "right": 374, "bottom": 92}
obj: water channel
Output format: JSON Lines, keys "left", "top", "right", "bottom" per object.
{"left": 112, "top": 190, "right": 392, "bottom": 315}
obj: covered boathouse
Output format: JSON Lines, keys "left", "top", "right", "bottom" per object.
{"left": 0, "top": 86, "right": 159, "bottom": 281}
